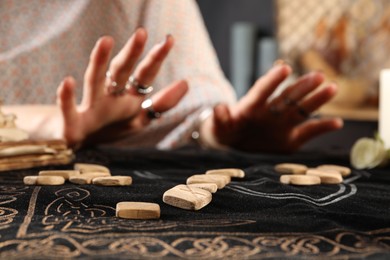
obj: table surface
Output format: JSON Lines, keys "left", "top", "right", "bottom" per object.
{"left": 0, "top": 146, "right": 389, "bottom": 259}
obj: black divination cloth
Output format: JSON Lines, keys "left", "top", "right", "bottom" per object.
{"left": 0, "top": 146, "right": 389, "bottom": 259}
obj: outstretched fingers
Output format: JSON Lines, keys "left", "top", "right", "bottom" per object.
{"left": 137, "top": 80, "right": 188, "bottom": 126}
{"left": 127, "top": 34, "right": 175, "bottom": 96}
{"left": 106, "top": 28, "right": 148, "bottom": 94}
{"left": 238, "top": 64, "right": 292, "bottom": 114}
{"left": 297, "top": 83, "right": 338, "bottom": 116}
{"left": 284, "top": 82, "right": 338, "bottom": 125}
{"left": 133, "top": 35, "right": 174, "bottom": 85}
{"left": 211, "top": 104, "right": 234, "bottom": 144}
{"left": 212, "top": 104, "right": 232, "bottom": 131}
{"left": 150, "top": 79, "right": 188, "bottom": 111}
{"left": 56, "top": 77, "right": 83, "bottom": 145}
{"left": 104, "top": 30, "right": 174, "bottom": 97}
{"left": 291, "top": 117, "right": 344, "bottom": 149}
{"left": 110, "top": 28, "right": 147, "bottom": 82}
{"left": 267, "top": 72, "right": 325, "bottom": 113}
{"left": 83, "top": 36, "right": 114, "bottom": 105}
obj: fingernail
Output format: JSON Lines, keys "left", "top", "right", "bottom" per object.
{"left": 135, "top": 26, "right": 145, "bottom": 33}
{"left": 273, "top": 59, "right": 286, "bottom": 67}
{"left": 159, "top": 35, "right": 170, "bottom": 46}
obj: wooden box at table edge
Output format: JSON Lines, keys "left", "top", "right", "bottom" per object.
{"left": 0, "top": 139, "right": 73, "bottom": 172}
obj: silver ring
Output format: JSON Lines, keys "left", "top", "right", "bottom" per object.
{"left": 141, "top": 99, "right": 161, "bottom": 119}
{"left": 127, "top": 76, "right": 154, "bottom": 95}
{"left": 106, "top": 71, "right": 126, "bottom": 95}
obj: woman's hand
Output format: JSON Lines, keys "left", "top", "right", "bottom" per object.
{"left": 56, "top": 28, "right": 188, "bottom": 147}
{"left": 200, "top": 64, "right": 343, "bottom": 153}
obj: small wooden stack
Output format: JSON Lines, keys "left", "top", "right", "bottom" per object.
{"left": 0, "top": 140, "right": 74, "bottom": 171}
{"left": 163, "top": 168, "right": 245, "bottom": 211}
{"left": 0, "top": 104, "right": 73, "bottom": 171}
{"left": 274, "top": 163, "right": 350, "bottom": 185}
{"left": 0, "top": 104, "right": 29, "bottom": 142}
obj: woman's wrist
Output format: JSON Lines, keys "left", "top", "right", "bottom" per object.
{"left": 192, "top": 108, "right": 228, "bottom": 150}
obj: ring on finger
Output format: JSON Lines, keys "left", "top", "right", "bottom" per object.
{"left": 141, "top": 99, "right": 161, "bottom": 119}
{"left": 296, "top": 104, "right": 309, "bottom": 118}
{"left": 127, "top": 76, "right": 154, "bottom": 95}
{"left": 268, "top": 105, "right": 280, "bottom": 116}
{"left": 283, "top": 96, "right": 296, "bottom": 106}
{"left": 106, "top": 71, "right": 126, "bottom": 95}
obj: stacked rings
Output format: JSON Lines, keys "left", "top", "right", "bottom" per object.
{"left": 105, "top": 71, "right": 126, "bottom": 95}
{"left": 128, "top": 76, "right": 154, "bottom": 95}
{"left": 105, "top": 72, "right": 154, "bottom": 96}
{"left": 268, "top": 96, "right": 310, "bottom": 118}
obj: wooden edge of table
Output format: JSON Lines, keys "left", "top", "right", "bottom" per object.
{"left": 0, "top": 139, "right": 68, "bottom": 150}
{"left": 318, "top": 104, "right": 378, "bottom": 122}
{"left": 0, "top": 139, "right": 73, "bottom": 172}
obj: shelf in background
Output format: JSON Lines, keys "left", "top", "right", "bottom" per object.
{"left": 318, "top": 104, "right": 378, "bottom": 122}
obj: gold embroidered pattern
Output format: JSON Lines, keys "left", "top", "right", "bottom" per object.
{"left": 0, "top": 185, "right": 27, "bottom": 231}
{"left": 0, "top": 231, "right": 389, "bottom": 258}
{"left": 0, "top": 186, "right": 388, "bottom": 258}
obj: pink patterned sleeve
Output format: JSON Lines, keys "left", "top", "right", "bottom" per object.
{"left": 0, "top": 0, "right": 236, "bottom": 149}
{"left": 115, "top": 0, "right": 237, "bottom": 149}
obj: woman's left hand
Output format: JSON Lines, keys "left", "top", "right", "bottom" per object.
{"left": 200, "top": 63, "right": 343, "bottom": 153}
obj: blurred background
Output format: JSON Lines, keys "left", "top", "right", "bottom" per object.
{"left": 198, "top": 0, "right": 275, "bottom": 87}
{"left": 197, "top": 0, "right": 383, "bottom": 152}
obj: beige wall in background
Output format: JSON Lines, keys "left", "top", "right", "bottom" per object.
{"left": 276, "top": 0, "right": 390, "bottom": 116}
